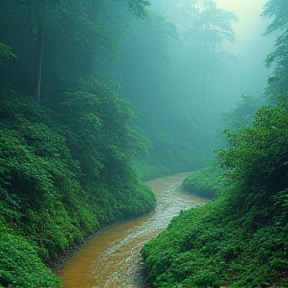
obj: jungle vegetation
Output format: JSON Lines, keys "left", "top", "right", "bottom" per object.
{"left": 0, "top": 0, "right": 287, "bottom": 287}
{"left": 0, "top": 1, "right": 156, "bottom": 287}
{"left": 141, "top": 0, "right": 288, "bottom": 287}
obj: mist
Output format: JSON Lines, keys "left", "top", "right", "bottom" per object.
{"left": 115, "top": 0, "right": 276, "bottom": 177}
{"left": 0, "top": 0, "right": 287, "bottom": 286}
{"left": 119, "top": 0, "right": 274, "bottom": 111}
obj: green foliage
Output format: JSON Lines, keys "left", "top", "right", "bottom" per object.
{"left": 183, "top": 166, "right": 231, "bottom": 198}
{"left": 0, "top": 85, "right": 156, "bottom": 287}
{"left": 142, "top": 98, "right": 288, "bottom": 288}
{"left": 217, "top": 99, "right": 288, "bottom": 219}
{"left": 127, "top": 0, "right": 150, "bottom": 18}
{"left": 262, "top": 0, "right": 288, "bottom": 96}
{"left": 0, "top": 89, "right": 98, "bottom": 258}
{"left": 142, "top": 199, "right": 227, "bottom": 288}
{"left": 0, "top": 233, "right": 61, "bottom": 288}
{"left": 0, "top": 43, "right": 16, "bottom": 66}
{"left": 220, "top": 94, "right": 266, "bottom": 133}
{"left": 0, "top": 0, "right": 157, "bottom": 287}
{"left": 131, "top": 101, "right": 216, "bottom": 180}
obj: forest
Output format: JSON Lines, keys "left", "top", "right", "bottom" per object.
{"left": 0, "top": 0, "right": 287, "bottom": 287}
{"left": 141, "top": 0, "right": 288, "bottom": 287}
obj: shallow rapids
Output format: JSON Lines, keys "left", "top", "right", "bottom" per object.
{"left": 56, "top": 172, "right": 207, "bottom": 288}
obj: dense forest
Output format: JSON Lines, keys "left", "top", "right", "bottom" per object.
{"left": 0, "top": 0, "right": 287, "bottom": 287}
{"left": 141, "top": 0, "right": 288, "bottom": 287}
{"left": 0, "top": 1, "right": 157, "bottom": 287}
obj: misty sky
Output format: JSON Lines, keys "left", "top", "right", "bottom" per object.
{"left": 214, "top": 0, "right": 275, "bottom": 108}
{"left": 154, "top": 0, "right": 275, "bottom": 112}
{"left": 216, "top": 0, "right": 271, "bottom": 51}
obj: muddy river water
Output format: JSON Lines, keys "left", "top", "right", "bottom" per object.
{"left": 56, "top": 172, "right": 207, "bottom": 288}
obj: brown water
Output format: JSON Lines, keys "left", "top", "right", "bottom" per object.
{"left": 56, "top": 172, "right": 207, "bottom": 288}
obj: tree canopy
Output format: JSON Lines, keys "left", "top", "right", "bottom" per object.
{"left": 262, "top": 0, "right": 288, "bottom": 96}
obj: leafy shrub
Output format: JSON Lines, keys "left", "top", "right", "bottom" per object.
{"left": 0, "top": 233, "right": 61, "bottom": 288}
{"left": 0, "top": 86, "right": 156, "bottom": 286}
{"left": 142, "top": 99, "right": 288, "bottom": 288}
{"left": 183, "top": 166, "right": 231, "bottom": 198}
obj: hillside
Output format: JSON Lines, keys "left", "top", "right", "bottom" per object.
{"left": 141, "top": 0, "right": 288, "bottom": 285}
{"left": 142, "top": 98, "right": 288, "bottom": 288}
{"left": 0, "top": 1, "right": 156, "bottom": 287}
{"left": 0, "top": 86, "right": 156, "bottom": 287}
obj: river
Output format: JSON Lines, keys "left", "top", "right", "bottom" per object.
{"left": 56, "top": 172, "right": 207, "bottom": 288}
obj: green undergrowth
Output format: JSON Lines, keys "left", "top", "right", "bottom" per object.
{"left": 142, "top": 99, "right": 288, "bottom": 288}
{"left": 0, "top": 230, "right": 62, "bottom": 288}
{"left": 0, "top": 88, "right": 156, "bottom": 287}
{"left": 133, "top": 152, "right": 211, "bottom": 181}
{"left": 142, "top": 195, "right": 288, "bottom": 288}
{"left": 183, "top": 166, "right": 231, "bottom": 199}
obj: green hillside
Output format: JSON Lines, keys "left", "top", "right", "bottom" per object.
{"left": 141, "top": 0, "right": 288, "bottom": 286}
{"left": 142, "top": 98, "right": 288, "bottom": 288}
{"left": 0, "top": 1, "right": 156, "bottom": 287}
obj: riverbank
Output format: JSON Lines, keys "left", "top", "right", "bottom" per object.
{"left": 55, "top": 172, "right": 207, "bottom": 288}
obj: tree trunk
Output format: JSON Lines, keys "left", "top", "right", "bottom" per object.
{"left": 201, "top": 0, "right": 209, "bottom": 103}
{"left": 33, "top": 19, "right": 44, "bottom": 105}
{"left": 207, "top": 44, "right": 215, "bottom": 106}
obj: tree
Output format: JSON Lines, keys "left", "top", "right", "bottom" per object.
{"left": 181, "top": 0, "right": 237, "bottom": 102}
{"left": 217, "top": 99, "right": 288, "bottom": 217}
{"left": 220, "top": 94, "right": 266, "bottom": 133}
{"left": 0, "top": 0, "right": 150, "bottom": 105}
{"left": 0, "top": 43, "right": 16, "bottom": 66}
{"left": 262, "top": 0, "right": 288, "bottom": 96}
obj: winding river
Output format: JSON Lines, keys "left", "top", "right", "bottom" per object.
{"left": 56, "top": 172, "right": 207, "bottom": 288}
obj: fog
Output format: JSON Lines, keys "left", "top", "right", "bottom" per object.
{"left": 116, "top": 0, "right": 276, "bottom": 173}
{"left": 0, "top": 1, "right": 286, "bottom": 286}
{"left": 119, "top": 0, "right": 275, "bottom": 113}
{"left": 162, "top": 0, "right": 272, "bottom": 109}
{"left": 216, "top": 0, "right": 275, "bottom": 104}
{"left": 0, "top": 0, "right": 278, "bottom": 175}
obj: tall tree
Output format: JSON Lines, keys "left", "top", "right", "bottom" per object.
{"left": 33, "top": 1, "right": 45, "bottom": 105}
{"left": 0, "top": 0, "right": 150, "bottom": 105}
{"left": 181, "top": 0, "right": 237, "bottom": 102}
{"left": 262, "top": 0, "right": 288, "bottom": 97}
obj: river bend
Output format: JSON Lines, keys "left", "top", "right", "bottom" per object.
{"left": 56, "top": 172, "right": 207, "bottom": 288}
